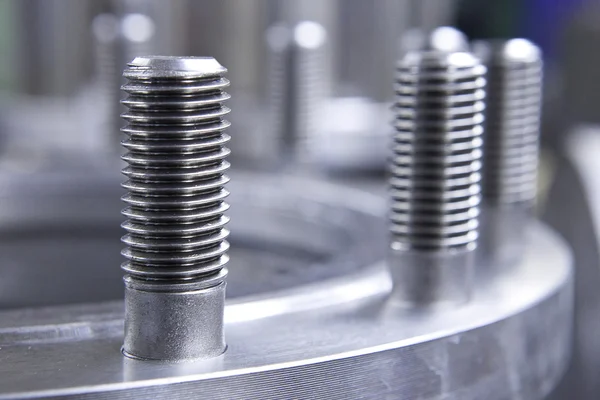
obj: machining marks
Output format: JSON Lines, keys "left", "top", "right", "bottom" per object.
{"left": 390, "top": 52, "right": 486, "bottom": 251}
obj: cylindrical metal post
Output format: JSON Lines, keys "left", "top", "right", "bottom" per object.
{"left": 388, "top": 51, "right": 486, "bottom": 307}
{"left": 120, "top": 56, "right": 231, "bottom": 361}
{"left": 473, "top": 39, "right": 543, "bottom": 269}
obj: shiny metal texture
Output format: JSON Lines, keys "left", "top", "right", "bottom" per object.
{"left": 120, "top": 56, "right": 231, "bottom": 360}
{"left": 473, "top": 39, "right": 543, "bottom": 268}
{"left": 0, "top": 220, "right": 572, "bottom": 400}
{"left": 388, "top": 50, "right": 486, "bottom": 306}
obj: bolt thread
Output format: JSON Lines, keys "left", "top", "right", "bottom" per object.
{"left": 474, "top": 39, "right": 542, "bottom": 206}
{"left": 390, "top": 51, "right": 486, "bottom": 251}
{"left": 120, "top": 56, "right": 230, "bottom": 286}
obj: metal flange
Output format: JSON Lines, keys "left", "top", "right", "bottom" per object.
{"left": 0, "top": 175, "right": 572, "bottom": 400}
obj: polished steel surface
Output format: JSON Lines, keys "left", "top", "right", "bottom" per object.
{"left": 473, "top": 39, "right": 543, "bottom": 269}
{"left": 0, "top": 221, "right": 572, "bottom": 399}
{"left": 388, "top": 50, "right": 486, "bottom": 305}
{"left": 120, "top": 56, "right": 232, "bottom": 360}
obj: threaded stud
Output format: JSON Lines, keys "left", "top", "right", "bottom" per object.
{"left": 388, "top": 51, "right": 486, "bottom": 306}
{"left": 120, "top": 56, "right": 230, "bottom": 361}
{"left": 473, "top": 39, "right": 543, "bottom": 268}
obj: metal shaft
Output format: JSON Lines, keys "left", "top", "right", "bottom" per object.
{"left": 265, "top": 20, "right": 328, "bottom": 163}
{"left": 120, "top": 56, "right": 230, "bottom": 361}
{"left": 473, "top": 39, "right": 543, "bottom": 268}
{"left": 388, "top": 51, "right": 486, "bottom": 306}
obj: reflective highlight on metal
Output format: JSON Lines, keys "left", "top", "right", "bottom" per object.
{"left": 389, "top": 50, "right": 486, "bottom": 306}
{"left": 402, "top": 26, "right": 470, "bottom": 54}
{"left": 120, "top": 56, "right": 231, "bottom": 360}
{"left": 473, "top": 39, "right": 543, "bottom": 268}
{"left": 0, "top": 221, "right": 572, "bottom": 400}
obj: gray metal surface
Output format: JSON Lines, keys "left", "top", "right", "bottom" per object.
{"left": 401, "top": 26, "right": 469, "bottom": 54}
{"left": 473, "top": 39, "right": 543, "bottom": 269}
{"left": 120, "top": 56, "right": 232, "bottom": 360}
{"left": 388, "top": 50, "right": 486, "bottom": 305}
{"left": 544, "top": 133, "right": 600, "bottom": 400}
{"left": 0, "top": 169, "right": 385, "bottom": 309}
{"left": 0, "top": 220, "right": 572, "bottom": 399}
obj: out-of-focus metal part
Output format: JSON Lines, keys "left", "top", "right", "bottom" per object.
{"left": 562, "top": 3, "right": 600, "bottom": 127}
{"left": 0, "top": 0, "right": 99, "bottom": 161}
{"left": 402, "top": 26, "right": 469, "bottom": 54}
{"left": 115, "top": 1, "right": 157, "bottom": 72}
{"left": 0, "top": 219, "right": 572, "bottom": 399}
{"left": 185, "top": 0, "right": 274, "bottom": 165}
{"left": 559, "top": 125, "right": 600, "bottom": 400}
{"left": 91, "top": 13, "right": 121, "bottom": 149}
{"left": 91, "top": 0, "right": 162, "bottom": 149}
{"left": 266, "top": 20, "right": 327, "bottom": 162}
{"left": 0, "top": 1, "right": 460, "bottom": 168}
{"left": 410, "top": 0, "right": 459, "bottom": 32}
{"left": 0, "top": 0, "right": 172, "bottom": 162}
{"left": 388, "top": 50, "right": 486, "bottom": 306}
{"left": 120, "top": 56, "right": 231, "bottom": 361}
{"left": 315, "top": 1, "right": 459, "bottom": 172}
{"left": 473, "top": 39, "right": 543, "bottom": 269}
{"left": 10, "top": 0, "right": 95, "bottom": 97}
{"left": 184, "top": 0, "right": 456, "bottom": 168}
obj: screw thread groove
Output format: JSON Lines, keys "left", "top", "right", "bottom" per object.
{"left": 120, "top": 56, "right": 230, "bottom": 284}
{"left": 474, "top": 39, "right": 543, "bottom": 205}
{"left": 390, "top": 51, "right": 486, "bottom": 251}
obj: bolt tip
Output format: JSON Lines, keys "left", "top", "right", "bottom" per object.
{"left": 473, "top": 39, "right": 542, "bottom": 65}
{"left": 125, "top": 56, "right": 227, "bottom": 79}
{"left": 402, "top": 27, "right": 469, "bottom": 54}
{"left": 400, "top": 50, "right": 481, "bottom": 69}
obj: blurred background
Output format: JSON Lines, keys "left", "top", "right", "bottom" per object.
{"left": 0, "top": 0, "right": 598, "bottom": 398}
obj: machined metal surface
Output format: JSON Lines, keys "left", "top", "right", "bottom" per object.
{"left": 0, "top": 170, "right": 385, "bottom": 310}
{"left": 473, "top": 39, "right": 543, "bottom": 269}
{"left": 0, "top": 219, "right": 572, "bottom": 399}
{"left": 388, "top": 50, "right": 486, "bottom": 306}
{"left": 120, "top": 56, "right": 232, "bottom": 360}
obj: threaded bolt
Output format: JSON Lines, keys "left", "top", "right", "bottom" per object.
{"left": 120, "top": 56, "right": 230, "bottom": 361}
{"left": 265, "top": 21, "right": 328, "bottom": 163}
{"left": 388, "top": 51, "right": 486, "bottom": 306}
{"left": 473, "top": 39, "right": 542, "bottom": 268}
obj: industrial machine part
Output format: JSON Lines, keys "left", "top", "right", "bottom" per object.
{"left": 0, "top": 1, "right": 456, "bottom": 169}
{"left": 120, "top": 56, "right": 231, "bottom": 360}
{"left": 0, "top": 171, "right": 572, "bottom": 399}
{"left": 401, "top": 26, "right": 470, "bottom": 54}
{"left": 0, "top": 214, "right": 572, "bottom": 400}
{"left": 313, "top": 24, "right": 468, "bottom": 173}
{"left": 473, "top": 39, "right": 543, "bottom": 268}
{"left": 0, "top": 4, "right": 574, "bottom": 395}
{"left": 265, "top": 20, "right": 328, "bottom": 162}
{"left": 560, "top": 125, "right": 600, "bottom": 399}
{"left": 92, "top": 6, "right": 158, "bottom": 146}
{"left": 388, "top": 50, "right": 485, "bottom": 306}
{"left": 0, "top": 170, "right": 386, "bottom": 309}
